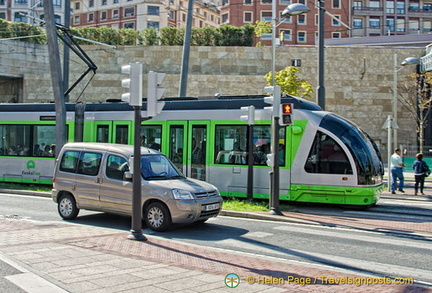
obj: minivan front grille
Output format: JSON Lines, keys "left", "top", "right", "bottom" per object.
{"left": 195, "top": 190, "right": 218, "bottom": 198}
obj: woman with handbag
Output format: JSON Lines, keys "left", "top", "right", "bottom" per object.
{"left": 413, "top": 153, "right": 430, "bottom": 196}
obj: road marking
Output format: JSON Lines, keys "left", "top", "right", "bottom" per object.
{"left": 6, "top": 273, "right": 68, "bottom": 293}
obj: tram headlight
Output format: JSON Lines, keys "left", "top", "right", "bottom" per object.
{"left": 172, "top": 189, "right": 194, "bottom": 200}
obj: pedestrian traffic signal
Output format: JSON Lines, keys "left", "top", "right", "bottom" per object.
{"left": 263, "top": 85, "right": 281, "bottom": 118}
{"left": 240, "top": 105, "right": 255, "bottom": 125}
{"left": 121, "top": 63, "right": 143, "bottom": 107}
{"left": 280, "top": 103, "right": 294, "bottom": 126}
{"left": 146, "top": 71, "right": 166, "bottom": 117}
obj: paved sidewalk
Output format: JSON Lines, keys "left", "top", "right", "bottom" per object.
{"left": 1, "top": 188, "right": 432, "bottom": 292}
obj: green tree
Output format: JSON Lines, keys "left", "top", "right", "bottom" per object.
{"left": 264, "top": 66, "right": 313, "bottom": 98}
{"left": 398, "top": 71, "right": 432, "bottom": 153}
{"left": 253, "top": 20, "right": 271, "bottom": 47}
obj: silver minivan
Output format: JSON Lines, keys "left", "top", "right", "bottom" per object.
{"left": 51, "top": 142, "right": 223, "bottom": 231}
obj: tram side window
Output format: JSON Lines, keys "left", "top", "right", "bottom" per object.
{"left": 0, "top": 124, "right": 59, "bottom": 157}
{"left": 304, "top": 131, "right": 353, "bottom": 174}
{"left": 215, "top": 125, "right": 248, "bottom": 164}
{"left": 141, "top": 125, "right": 162, "bottom": 151}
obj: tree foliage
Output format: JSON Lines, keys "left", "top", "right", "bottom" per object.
{"left": 0, "top": 19, "right": 255, "bottom": 47}
{"left": 264, "top": 66, "right": 313, "bottom": 98}
{"left": 397, "top": 71, "right": 432, "bottom": 153}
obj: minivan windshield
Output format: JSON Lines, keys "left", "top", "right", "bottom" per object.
{"left": 140, "top": 154, "right": 185, "bottom": 180}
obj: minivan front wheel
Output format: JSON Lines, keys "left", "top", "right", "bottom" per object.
{"left": 145, "top": 202, "right": 171, "bottom": 232}
{"left": 58, "top": 194, "right": 79, "bottom": 220}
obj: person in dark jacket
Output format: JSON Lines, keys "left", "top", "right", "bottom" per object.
{"left": 412, "top": 153, "right": 430, "bottom": 196}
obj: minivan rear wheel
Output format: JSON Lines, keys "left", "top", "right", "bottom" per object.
{"left": 145, "top": 202, "right": 171, "bottom": 232}
{"left": 58, "top": 194, "right": 79, "bottom": 220}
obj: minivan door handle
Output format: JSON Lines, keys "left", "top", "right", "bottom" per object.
{"left": 95, "top": 177, "right": 101, "bottom": 184}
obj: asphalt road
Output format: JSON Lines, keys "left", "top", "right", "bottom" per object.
{"left": 1, "top": 192, "right": 432, "bottom": 286}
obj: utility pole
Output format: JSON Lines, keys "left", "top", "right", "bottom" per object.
{"left": 43, "top": 0, "right": 66, "bottom": 157}
{"left": 178, "top": 0, "right": 194, "bottom": 97}
{"left": 63, "top": 0, "right": 71, "bottom": 102}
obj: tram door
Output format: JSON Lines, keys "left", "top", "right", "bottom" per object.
{"left": 93, "top": 122, "right": 131, "bottom": 144}
{"left": 168, "top": 122, "right": 208, "bottom": 180}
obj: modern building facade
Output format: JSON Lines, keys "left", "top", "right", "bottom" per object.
{"left": 0, "top": 0, "right": 64, "bottom": 25}
{"left": 70, "top": 0, "right": 220, "bottom": 30}
{"left": 351, "top": 0, "right": 432, "bottom": 37}
{"left": 220, "top": 0, "right": 352, "bottom": 46}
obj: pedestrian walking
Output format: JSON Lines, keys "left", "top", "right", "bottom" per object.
{"left": 412, "top": 153, "right": 430, "bottom": 196}
{"left": 390, "top": 148, "right": 406, "bottom": 194}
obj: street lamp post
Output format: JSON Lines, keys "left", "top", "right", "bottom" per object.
{"left": 268, "top": 3, "right": 310, "bottom": 215}
{"left": 392, "top": 53, "right": 420, "bottom": 150}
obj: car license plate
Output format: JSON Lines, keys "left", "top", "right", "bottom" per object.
{"left": 204, "top": 203, "right": 220, "bottom": 211}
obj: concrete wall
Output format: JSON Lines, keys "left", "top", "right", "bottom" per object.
{"left": 0, "top": 39, "right": 425, "bottom": 156}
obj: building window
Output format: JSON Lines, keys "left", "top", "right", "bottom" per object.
{"left": 101, "top": 11, "right": 107, "bottom": 20}
{"left": 15, "top": 0, "right": 27, "bottom": 4}
{"left": 332, "top": 0, "right": 340, "bottom": 8}
{"left": 75, "top": 2, "right": 80, "bottom": 10}
{"left": 89, "top": 0, "right": 94, "bottom": 7}
{"left": 148, "top": 5, "right": 160, "bottom": 15}
{"left": 168, "top": 10, "right": 174, "bottom": 19}
{"left": 353, "top": 1, "right": 362, "bottom": 9}
{"left": 261, "top": 0, "right": 271, "bottom": 3}
{"left": 74, "top": 15, "right": 80, "bottom": 24}
{"left": 0, "top": 0, "right": 5, "bottom": 5}
{"left": 113, "top": 9, "right": 119, "bottom": 18}
{"left": 396, "top": 1, "right": 404, "bottom": 13}
{"left": 370, "top": 0, "right": 380, "bottom": 9}
{"left": 369, "top": 17, "right": 380, "bottom": 29}
{"left": 124, "top": 22, "right": 135, "bottom": 29}
{"left": 332, "top": 32, "right": 341, "bottom": 38}
{"left": 332, "top": 15, "right": 341, "bottom": 26}
{"left": 102, "top": 0, "right": 107, "bottom": 5}
{"left": 280, "top": 11, "right": 291, "bottom": 23}
{"left": 396, "top": 18, "right": 405, "bottom": 31}
{"left": 113, "top": 0, "right": 119, "bottom": 3}
{"left": 386, "top": 17, "right": 395, "bottom": 31}
{"left": 0, "top": 12, "right": 5, "bottom": 19}
{"left": 280, "top": 29, "right": 291, "bottom": 41}
{"left": 353, "top": 18, "right": 363, "bottom": 28}
{"left": 222, "top": 13, "right": 228, "bottom": 23}
{"left": 298, "top": 14, "right": 306, "bottom": 24}
{"left": 244, "top": 0, "right": 252, "bottom": 4}
{"left": 88, "top": 13, "right": 94, "bottom": 22}
{"left": 53, "top": 0, "right": 61, "bottom": 7}
{"left": 261, "top": 11, "right": 271, "bottom": 22}
{"left": 124, "top": 7, "right": 135, "bottom": 17}
{"left": 424, "top": 20, "right": 432, "bottom": 31}
{"left": 244, "top": 12, "right": 252, "bottom": 23}
{"left": 14, "top": 12, "right": 27, "bottom": 22}
{"left": 386, "top": 0, "right": 394, "bottom": 13}
{"left": 297, "top": 31, "right": 306, "bottom": 42}
{"left": 147, "top": 21, "right": 159, "bottom": 29}
{"left": 280, "top": 0, "right": 290, "bottom": 4}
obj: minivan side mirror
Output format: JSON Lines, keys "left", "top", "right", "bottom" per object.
{"left": 124, "top": 171, "right": 133, "bottom": 181}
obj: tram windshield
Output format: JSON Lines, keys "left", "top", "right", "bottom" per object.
{"left": 140, "top": 155, "right": 185, "bottom": 180}
{"left": 319, "top": 114, "right": 383, "bottom": 185}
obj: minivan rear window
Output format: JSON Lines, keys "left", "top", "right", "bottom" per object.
{"left": 59, "top": 150, "right": 102, "bottom": 176}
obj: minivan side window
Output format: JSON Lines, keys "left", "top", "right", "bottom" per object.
{"left": 59, "top": 151, "right": 80, "bottom": 173}
{"left": 77, "top": 152, "right": 102, "bottom": 176}
{"left": 106, "top": 155, "right": 128, "bottom": 180}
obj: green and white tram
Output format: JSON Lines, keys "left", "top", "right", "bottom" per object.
{"left": 0, "top": 96, "right": 385, "bottom": 206}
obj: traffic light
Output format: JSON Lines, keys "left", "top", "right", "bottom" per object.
{"left": 240, "top": 105, "right": 255, "bottom": 125}
{"left": 121, "top": 62, "right": 143, "bottom": 106}
{"left": 263, "top": 85, "right": 281, "bottom": 117}
{"left": 280, "top": 103, "right": 294, "bottom": 126}
{"left": 147, "top": 71, "right": 166, "bottom": 117}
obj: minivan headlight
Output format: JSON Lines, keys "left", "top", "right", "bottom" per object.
{"left": 172, "top": 189, "right": 194, "bottom": 200}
